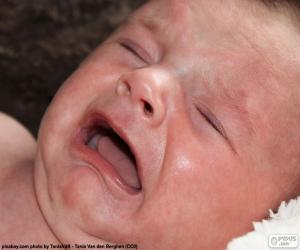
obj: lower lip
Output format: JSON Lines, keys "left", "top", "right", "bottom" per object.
{"left": 71, "top": 129, "right": 141, "bottom": 196}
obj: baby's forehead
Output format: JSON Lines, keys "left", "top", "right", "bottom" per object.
{"left": 131, "top": 1, "right": 253, "bottom": 54}
{"left": 135, "top": 0, "right": 295, "bottom": 39}
{"left": 133, "top": 0, "right": 298, "bottom": 67}
{"left": 129, "top": 2, "right": 259, "bottom": 69}
{"left": 136, "top": 0, "right": 251, "bottom": 25}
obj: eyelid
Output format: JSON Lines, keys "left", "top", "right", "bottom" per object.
{"left": 196, "top": 105, "right": 227, "bottom": 139}
{"left": 118, "top": 38, "right": 153, "bottom": 64}
{"left": 196, "top": 104, "right": 237, "bottom": 153}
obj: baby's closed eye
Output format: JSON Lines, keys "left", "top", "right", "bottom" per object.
{"left": 118, "top": 38, "right": 152, "bottom": 64}
{"left": 196, "top": 105, "right": 226, "bottom": 139}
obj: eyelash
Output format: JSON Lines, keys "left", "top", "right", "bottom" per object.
{"left": 119, "top": 41, "right": 146, "bottom": 62}
{"left": 196, "top": 106, "right": 225, "bottom": 138}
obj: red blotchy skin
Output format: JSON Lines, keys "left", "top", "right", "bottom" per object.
{"left": 31, "top": 0, "right": 300, "bottom": 249}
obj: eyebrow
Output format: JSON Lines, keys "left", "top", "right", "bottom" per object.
{"left": 139, "top": 17, "right": 162, "bottom": 34}
{"left": 125, "top": 11, "right": 164, "bottom": 35}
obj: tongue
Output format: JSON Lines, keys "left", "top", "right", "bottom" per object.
{"left": 97, "top": 135, "right": 140, "bottom": 190}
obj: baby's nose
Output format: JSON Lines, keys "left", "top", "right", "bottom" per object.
{"left": 116, "top": 67, "right": 173, "bottom": 127}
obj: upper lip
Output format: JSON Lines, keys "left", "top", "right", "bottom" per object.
{"left": 72, "top": 111, "right": 143, "bottom": 195}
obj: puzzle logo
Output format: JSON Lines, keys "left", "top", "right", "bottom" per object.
{"left": 268, "top": 234, "right": 298, "bottom": 249}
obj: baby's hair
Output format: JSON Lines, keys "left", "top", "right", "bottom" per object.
{"left": 258, "top": 0, "right": 300, "bottom": 27}
{"left": 260, "top": 0, "right": 300, "bottom": 22}
{"left": 261, "top": 0, "right": 300, "bottom": 8}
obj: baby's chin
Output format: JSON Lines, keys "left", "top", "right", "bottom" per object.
{"left": 33, "top": 140, "right": 145, "bottom": 244}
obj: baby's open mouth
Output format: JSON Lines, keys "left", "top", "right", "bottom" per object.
{"left": 84, "top": 121, "right": 141, "bottom": 191}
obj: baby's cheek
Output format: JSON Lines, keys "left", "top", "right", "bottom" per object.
{"left": 161, "top": 143, "right": 245, "bottom": 213}
{"left": 59, "top": 166, "right": 106, "bottom": 217}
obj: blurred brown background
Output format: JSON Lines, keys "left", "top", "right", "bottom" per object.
{"left": 0, "top": 0, "right": 144, "bottom": 136}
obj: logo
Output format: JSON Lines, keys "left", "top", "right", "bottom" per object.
{"left": 268, "top": 234, "right": 298, "bottom": 249}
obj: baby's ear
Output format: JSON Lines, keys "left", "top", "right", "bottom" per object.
{"left": 0, "top": 112, "right": 36, "bottom": 170}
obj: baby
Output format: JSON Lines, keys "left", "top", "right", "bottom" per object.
{"left": 1, "top": 0, "right": 300, "bottom": 249}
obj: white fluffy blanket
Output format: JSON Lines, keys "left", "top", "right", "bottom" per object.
{"left": 227, "top": 197, "right": 300, "bottom": 250}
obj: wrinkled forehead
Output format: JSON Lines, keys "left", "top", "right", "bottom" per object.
{"left": 128, "top": 1, "right": 236, "bottom": 73}
{"left": 130, "top": 0, "right": 254, "bottom": 36}
{"left": 130, "top": 0, "right": 297, "bottom": 48}
{"left": 128, "top": 0, "right": 299, "bottom": 79}
{"left": 128, "top": 0, "right": 269, "bottom": 61}
{"left": 125, "top": 1, "right": 263, "bottom": 82}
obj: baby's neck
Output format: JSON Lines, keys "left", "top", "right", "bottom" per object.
{"left": 0, "top": 160, "right": 60, "bottom": 243}
{"left": 0, "top": 113, "right": 60, "bottom": 243}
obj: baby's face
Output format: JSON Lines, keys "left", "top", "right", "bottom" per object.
{"left": 35, "top": 0, "right": 300, "bottom": 248}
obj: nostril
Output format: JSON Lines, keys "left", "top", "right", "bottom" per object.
{"left": 142, "top": 100, "right": 153, "bottom": 117}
